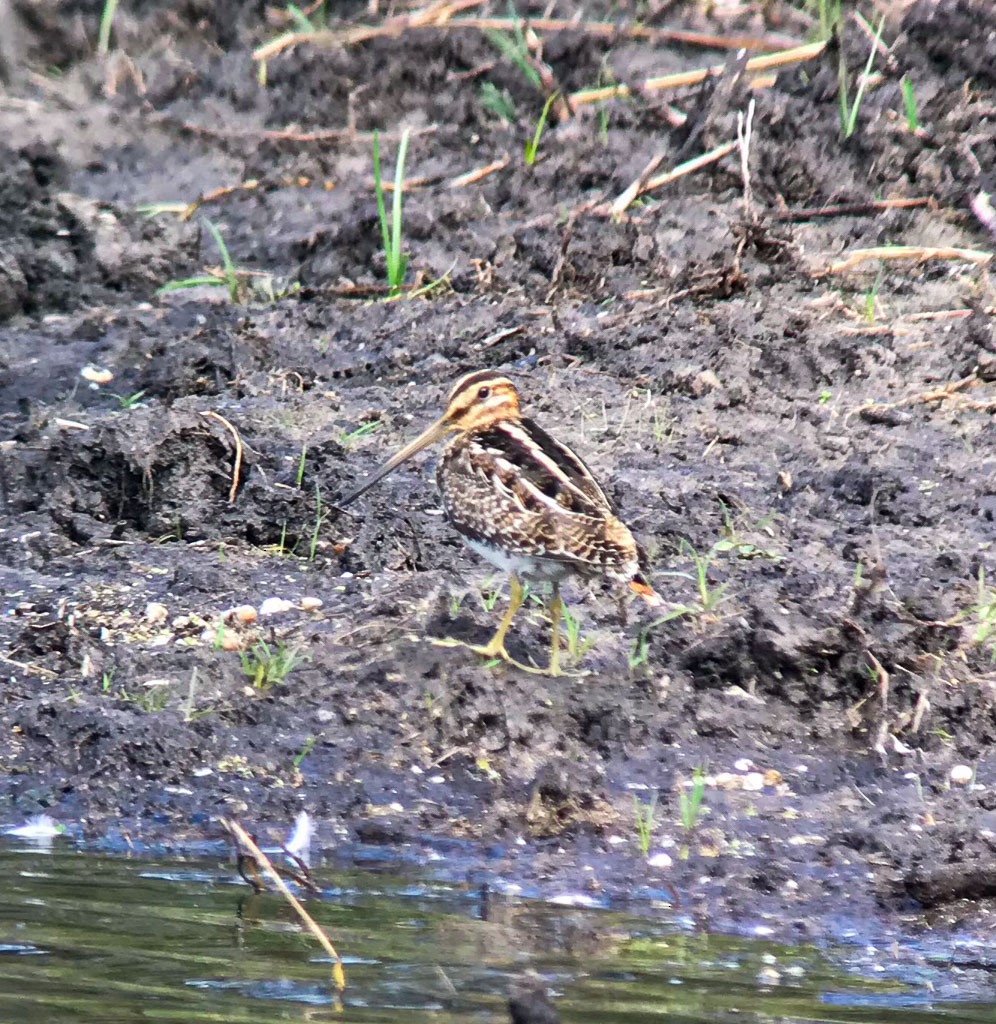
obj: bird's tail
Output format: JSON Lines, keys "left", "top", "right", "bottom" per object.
{"left": 629, "top": 572, "right": 663, "bottom": 607}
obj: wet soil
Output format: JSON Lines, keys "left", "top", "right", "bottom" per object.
{"left": 2, "top": 0, "right": 996, "bottom": 973}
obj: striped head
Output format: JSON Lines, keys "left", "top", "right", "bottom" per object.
{"left": 337, "top": 370, "right": 521, "bottom": 507}
{"left": 440, "top": 370, "right": 521, "bottom": 432}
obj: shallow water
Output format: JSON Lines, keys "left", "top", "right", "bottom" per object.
{"left": 0, "top": 839, "right": 993, "bottom": 1024}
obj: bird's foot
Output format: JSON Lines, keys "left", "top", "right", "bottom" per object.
{"left": 428, "top": 636, "right": 571, "bottom": 676}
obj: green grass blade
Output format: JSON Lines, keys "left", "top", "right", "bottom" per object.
{"left": 201, "top": 218, "right": 238, "bottom": 301}
{"left": 844, "top": 15, "right": 886, "bottom": 138}
{"left": 483, "top": 27, "right": 543, "bottom": 92}
{"left": 525, "top": 91, "right": 557, "bottom": 165}
{"left": 285, "top": 3, "right": 315, "bottom": 32}
{"left": 97, "top": 0, "right": 119, "bottom": 55}
{"left": 900, "top": 75, "right": 919, "bottom": 131}
{"left": 372, "top": 132, "right": 393, "bottom": 281}
{"left": 156, "top": 275, "right": 226, "bottom": 294}
{"left": 390, "top": 128, "right": 411, "bottom": 291}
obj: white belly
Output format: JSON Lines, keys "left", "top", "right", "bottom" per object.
{"left": 463, "top": 538, "right": 573, "bottom": 583}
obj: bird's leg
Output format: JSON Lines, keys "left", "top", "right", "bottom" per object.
{"left": 471, "top": 572, "right": 524, "bottom": 661}
{"left": 548, "top": 582, "right": 563, "bottom": 677}
{"left": 433, "top": 573, "right": 537, "bottom": 670}
{"left": 433, "top": 575, "right": 573, "bottom": 676}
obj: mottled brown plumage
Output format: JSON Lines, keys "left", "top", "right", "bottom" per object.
{"left": 339, "top": 370, "right": 661, "bottom": 674}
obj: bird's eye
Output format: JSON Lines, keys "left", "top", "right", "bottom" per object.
{"left": 477, "top": 386, "right": 491, "bottom": 400}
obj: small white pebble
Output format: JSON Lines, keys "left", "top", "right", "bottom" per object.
{"left": 950, "top": 764, "right": 974, "bottom": 785}
{"left": 734, "top": 757, "right": 753, "bottom": 772}
{"left": 410, "top": 765, "right": 424, "bottom": 775}
{"left": 742, "top": 772, "right": 765, "bottom": 792}
{"left": 144, "top": 602, "right": 168, "bottom": 624}
{"left": 81, "top": 364, "right": 113, "bottom": 383}
{"left": 300, "top": 596, "right": 324, "bottom": 611}
{"left": 259, "top": 597, "right": 294, "bottom": 617}
{"left": 192, "top": 767, "right": 213, "bottom": 778}
{"left": 647, "top": 851, "right": 673, "bottom": 869}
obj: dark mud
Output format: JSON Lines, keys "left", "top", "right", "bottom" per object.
{"left": 2, "top": 0, "right": 996, "bottom": 977}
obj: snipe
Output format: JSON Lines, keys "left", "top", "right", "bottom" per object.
{"left": 338, "top": 370, "right": 661, "bottom": 674}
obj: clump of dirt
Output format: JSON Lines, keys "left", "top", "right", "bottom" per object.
{"left": 0, "top": 142, "right": 196, "bottom": 319}
{"left": 2, "top": 0, "right": 996, "bottom": 971}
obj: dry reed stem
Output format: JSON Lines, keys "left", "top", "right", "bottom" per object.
{"left": 773, "top": 197, "right": 930, "bottom": 221}
{"left": 606, "top": 142, "right": 736, "bottom": 217}
{"left": 609, "top": 150, "right": 667, "bottom": 217}
{"left": 901, "top": 306, "right": 996, "bottom": 321}
{"left": 569, "top": 40, "right": 826, "bottom": 107}
{"left": 221, "top": 818, "right": 346, "bottom": 991}
{"left": 253, "top": 14, "right": 798, "bottom": 61}
{"left": 183, "top": 180, "right": 260, "bottom": 220}
{"left": 200, "top": 412, "right": 243, "bottom": 503}
{"left": 825, "top": 245, "right": 993, "bottom": 274}
{"left": 610, "top": 140, "right": 738, "bottom": 216}
{"left": 448, "top": 155, "right": 509, "bottom": 188}
{"left": 855, "top": 374, "right": 996, "bottom": 415}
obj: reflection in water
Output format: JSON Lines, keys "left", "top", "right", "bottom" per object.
{"left": 0, "top": 841, "right": 993, "bottom": 1024}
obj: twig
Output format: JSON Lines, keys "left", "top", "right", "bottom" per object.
{"left": 824, "top": 245, "right": 993, "bottom": 274}
{"left": 481, "top": 325, "right": 525, "bottom": 348}
{"left": 569, "top": 40, "right": 826, "bottom": 107}
{"left": 773, "top": 197, "right": 930, "bottom": 221}
{"left": 447, "top": 155, "right": 509, "bottom": 188}
{"left": 609, "top": 140, "right": 737, "bottom": 216}
{"left": 200, "top": 411, "right": 243, "bottom": 503}
{"left": 0, "top": 653, "right": 59, "bottom": 679}
{"left": 221, "top": 818, "right": 346, "bottom": 990}
{"left": 253, "top": 17, "right": 799, "bottom": 62}
{"left": 608, "top": 150, "right": 668, "bottom": 218}
{"left": 144, "top": 112, "right": 435, "bottom": 146}
{"left": 855, "top": 374, "right": 996, "bottom": 416}
{"left": 182, "top": 180, "right": 261, "bottom": 220}
{"left": 900, "top": 306, "right": 996, "bottom": 322}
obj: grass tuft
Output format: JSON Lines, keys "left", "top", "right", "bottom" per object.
{"left": 372, "top": 129, "right": 411, "bottom": 296}
{"left": 483, "top": 8, "right": 543, "bottom": 93}
{"left": 524, "top": 91, "right": 558, "bottom": 165}
{"left": 240, "top": 640, "right": 308, "bottom": 689}
{"left": 632, "top": 792, "right": 657, "bottom": 856}
{"left": 678, "top": 768, "right": 706, "bottom": 831}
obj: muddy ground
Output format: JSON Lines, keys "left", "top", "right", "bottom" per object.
{"left": 2, "top": 0, "right": 996, "bottom": 977}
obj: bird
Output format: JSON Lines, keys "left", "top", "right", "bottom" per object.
{"left": 337, "top": 369, "right": 662, "bottom": 675}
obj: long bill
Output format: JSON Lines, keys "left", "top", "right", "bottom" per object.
{"left": 335, "top": 416, "right": 451, "bottom": 508}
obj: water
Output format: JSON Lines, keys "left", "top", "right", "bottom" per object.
{"left": 0, "top": 839, "right": 993, "bottom": 1023}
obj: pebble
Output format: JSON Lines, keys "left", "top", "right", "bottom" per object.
{"left": 734, "top": 757, "right": 753, "bottom": 772}
{"left": 300, "top": 596, "right": 324, "bottom": 611}
{"left": 80, "top": 364, "right": 113, "bottom": 384}
{"left": 144, "top": 602, "right": 168, "bottom": 625}
{"left": 742, "top": 772, "right": 765, "bottom": 792}
{"left": 950, "top": 764, "right": 974, "bottom": 785}
{"left": 647, "top": 851, "right": 673, "bottom": 869}
{"left": 259, "top": 597, "right": 293, "bottom": 617}
{"left": 227, "top": 604, "right": 257, "bottom": 623}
